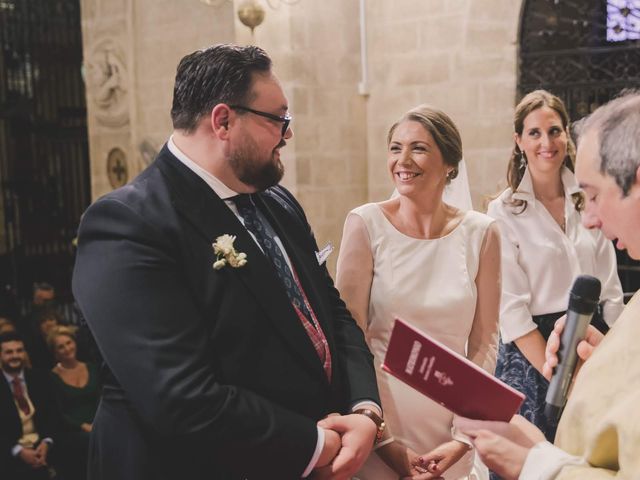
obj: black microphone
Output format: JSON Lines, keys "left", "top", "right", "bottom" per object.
{"left": 544, "top": 275, "right": 601, "bottom": 422}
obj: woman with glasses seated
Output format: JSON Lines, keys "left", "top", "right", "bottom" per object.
{"left": 336, "top": 104, "right": 501, "bottom": 479}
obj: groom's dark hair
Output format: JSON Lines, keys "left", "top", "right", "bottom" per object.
{"left": 171, "top": 44, "right": 272, "bottom": 133}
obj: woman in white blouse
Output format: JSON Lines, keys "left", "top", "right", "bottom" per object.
{"left": 487, "top": 90, "right": 624, "bottom": 444}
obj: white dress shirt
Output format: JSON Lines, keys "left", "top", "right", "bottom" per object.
{"left": 487, "top": 166, "right": 624, "bottom": 343}
{"left": 168, "top": 137, "right": 381, "bottom": 477}
{"left": 168, "top": 137, "right": 322, "bottom": 476}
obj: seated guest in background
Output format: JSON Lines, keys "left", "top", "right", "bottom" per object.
{"left": 455, "top": 91, "right": 640, "bottom": 479}
{"left": 337, "top": 104, "right": 501, "bottom": 479}
{"left": 0, "top": 331, "right": 58, "bottom": 480}
{"left": 0, "top": 316, "right": 18, "bottom": 334}
{"left": 48, "top": 325, "right": 99, "bottom": 434}
{"left": 486, "top": 90, "right": 623, "bottom": 443}
{"left": 26, "top": 308, "right": 62, "bottom": 370}
{"left": 32, "top": 283, "right": 55, "bottom": 308}
{"left": 1, "top": 318, "right": 35, "bottom": 369}
{"left": 21, "top": 283, "right": 57, "bottom": 335}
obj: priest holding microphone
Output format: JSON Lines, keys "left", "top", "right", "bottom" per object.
{"left": 455, "top": 92, "right": 640, "bottom": 478}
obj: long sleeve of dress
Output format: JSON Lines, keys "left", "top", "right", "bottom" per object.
{"left": 466, "top": 221, "right": 501, "bottom": 374}
{"left": 336, "top": 212, "right": 374, "bottom": 332}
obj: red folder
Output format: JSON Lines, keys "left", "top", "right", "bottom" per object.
{"left": 382, "top": 318, "right": 525, "bottom": 422}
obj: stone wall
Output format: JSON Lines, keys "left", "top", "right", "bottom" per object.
{"left": 80, "top": 0, "right": 235, "bottom": 199}
{"left": 234, "top": 0, "right": 367, "bottom": 273}
{"left": 365, "top": 0, "right": 523, "bottom": 209}
{"left": 80, "top": 0, "right": 524, "bottom": 274}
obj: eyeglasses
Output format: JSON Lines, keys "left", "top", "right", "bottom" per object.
{"left": 229, "top": 105, "right": 292, "bottom": 137}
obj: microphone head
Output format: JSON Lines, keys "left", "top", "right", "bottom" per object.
{"left": 568, "top": 275, "right": 601, "bottom": 314}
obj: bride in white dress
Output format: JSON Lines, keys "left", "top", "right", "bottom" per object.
{"left": 336, "top": 104, "right": 501, "bottom": 479}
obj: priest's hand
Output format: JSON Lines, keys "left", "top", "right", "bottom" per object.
{"left": 542, "top": 315, "right": 604, "bottom": 381}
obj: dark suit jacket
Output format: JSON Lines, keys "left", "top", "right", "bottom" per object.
{"left": 0, "top": 369, "right": 60, "bottom": 473}
{"left": 72, "top": 146, "right": 379, "bottom": 480}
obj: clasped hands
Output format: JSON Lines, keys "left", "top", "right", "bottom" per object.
{"left": 312, "top": 412, "right": 377, "bottom": 480}
{"left": 377, "top": 438, "right": 469, "bottom": 480}
{"left": 19, "top": 442, "right": 49, "bottom": 470}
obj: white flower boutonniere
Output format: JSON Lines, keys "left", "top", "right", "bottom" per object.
{"left": 212, "top": 234, "right": 247, "bottom": 270}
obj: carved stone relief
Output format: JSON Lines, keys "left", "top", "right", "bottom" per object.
{"left": 85, "top": 37, "right": 129, "bottom": 128}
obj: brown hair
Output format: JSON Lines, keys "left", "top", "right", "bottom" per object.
{"left": 35, "top": 307, "right": 62, "bottom": 326}
{"left": 387, "top": 104, "right": 463, "bottom": 183}
{"left": 0, "top": 317, "right": 16, "bottom": 335}
{"left": 506, "top": 90, "right": 582, "bottom": 212}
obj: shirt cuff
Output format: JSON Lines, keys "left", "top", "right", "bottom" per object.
{"left": 520, "top": 441, "right": 585, "bottom": 480}
{"left": 11, "top": 444, "right": 23, "bottom": 457}
{"left": 499, "top": 308, "right": 537, "bottom": 344}
{"left": 301, "top": 426, "right": 323, "bottom": 478}
{"left": 351, "top": 400, "right": 382, "bottom": 417}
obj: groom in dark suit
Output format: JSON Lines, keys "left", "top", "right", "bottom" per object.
{"left": 72, "top": 44, "right": 382, "bottom": 480}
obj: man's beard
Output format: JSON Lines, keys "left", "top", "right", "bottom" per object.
{"left": 2, "top": 359, "right": 24, "bottom": 374}
{"left": 229, "top": 137, "right": 285, "bottom": 191}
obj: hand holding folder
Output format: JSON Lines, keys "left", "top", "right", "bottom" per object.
{"left": 382, "top": 318, "right": 525, "bottom": 422}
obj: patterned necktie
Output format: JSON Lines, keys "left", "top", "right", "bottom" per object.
{"left": 232, "top": 194, "right": 314, "bottom": 322}
{"left": 231, "top": 194, "right": 332, "bottom": 380}
{"left": 12, "top": 377, "right": 31, "bottom": 416}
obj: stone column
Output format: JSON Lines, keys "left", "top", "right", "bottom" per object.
{"left": 80, "top": 0, "right": 235, "bottom": 200}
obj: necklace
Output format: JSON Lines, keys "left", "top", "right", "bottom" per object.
{"left": 56, "top": 362, "right": 80, "bottom": 371}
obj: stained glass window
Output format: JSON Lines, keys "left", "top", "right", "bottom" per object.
{"left": 607, "top": 0, "right": 640, "bottom": 41}
{"left": 520, "top": 0, "right": 640, "bottom": 298}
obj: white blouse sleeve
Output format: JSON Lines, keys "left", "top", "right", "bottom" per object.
{"left": 592, "top": 231, "right": 624, "bottom": 326}
{"left": 487, "top": 200, "right": 538, "bottom": 344}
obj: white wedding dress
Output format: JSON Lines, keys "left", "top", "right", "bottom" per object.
{"left": 352, "top": 201, "right": 493, "bottom": 480}
{"left": 353, "top": 160, "right": 493, "bottom": 480}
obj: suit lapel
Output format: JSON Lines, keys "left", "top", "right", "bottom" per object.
{"left": 155, "top": 148, "right": 327, "bottom": 380}
{"left": 1, "top": 372, "right": 24, "bottom": 437}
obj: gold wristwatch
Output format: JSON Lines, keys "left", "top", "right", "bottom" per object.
{"left": 354, "top": 408, "right": 386, "bottom": 445}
